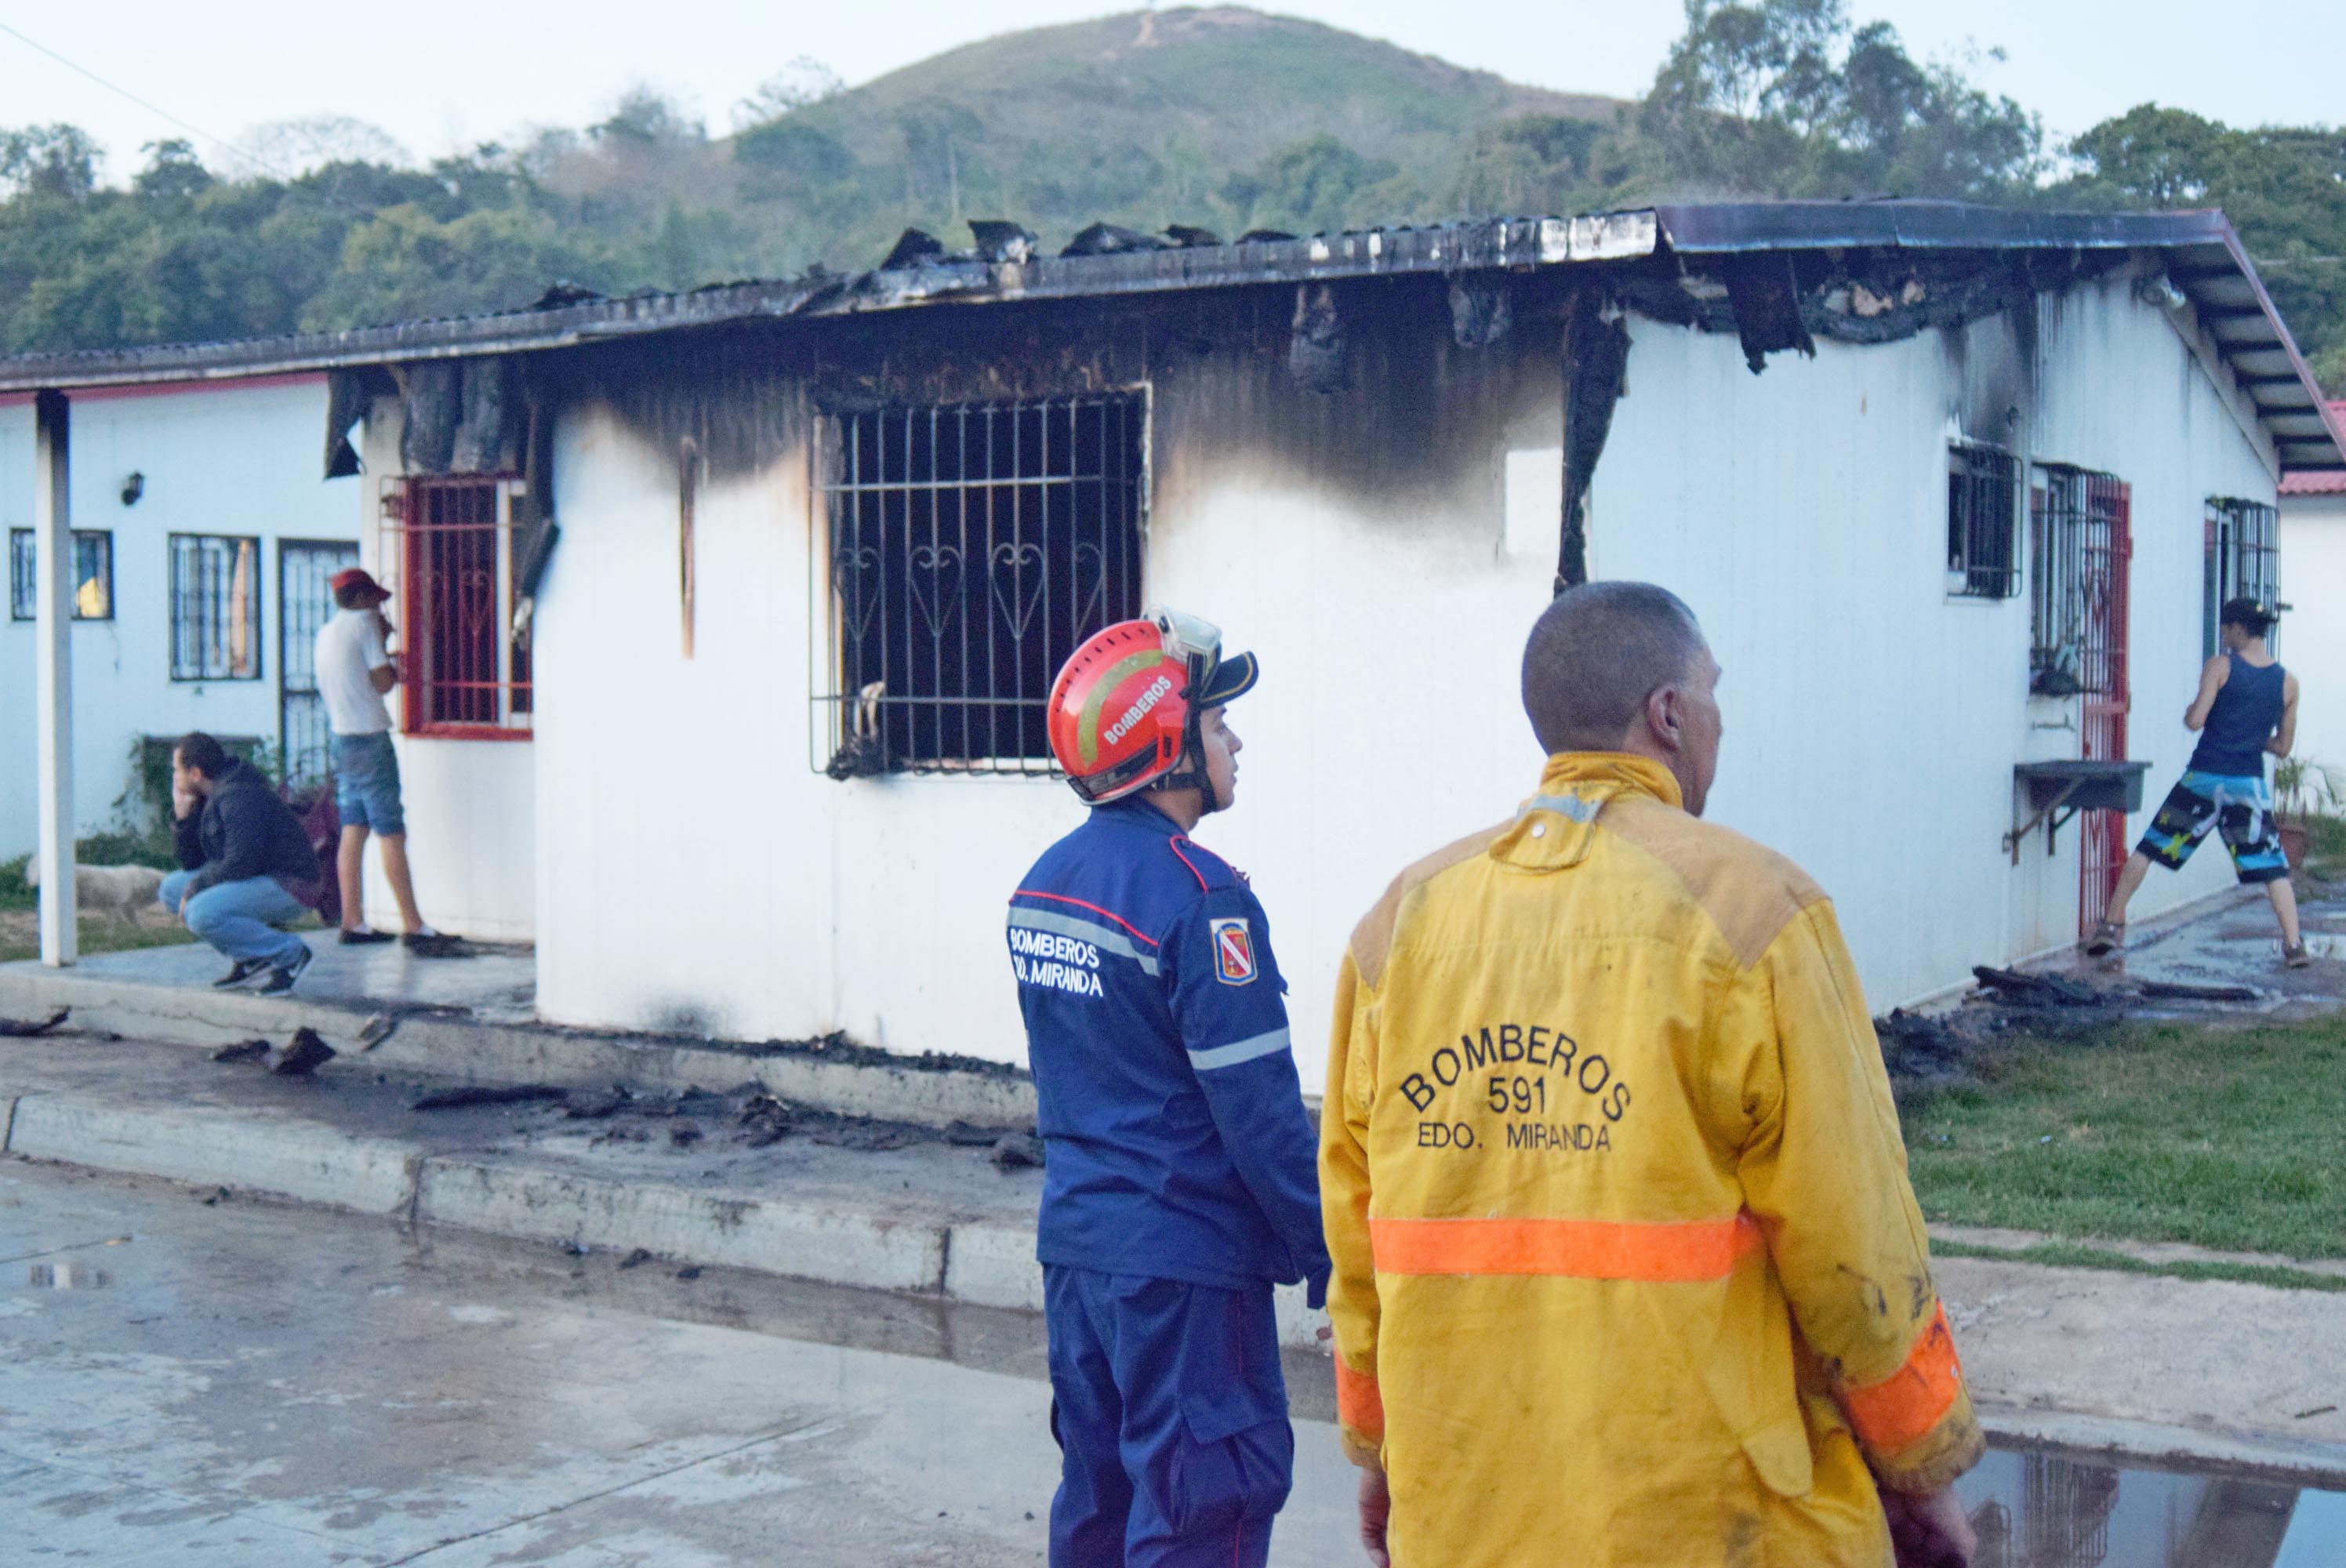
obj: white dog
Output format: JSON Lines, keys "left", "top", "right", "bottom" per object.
{"left": 24, "top": 859, "right": 169, "bottom": 920}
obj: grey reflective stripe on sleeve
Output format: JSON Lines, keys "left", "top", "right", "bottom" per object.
{"left": 1187, "top": 1027, "right": 1291, "bottom": 1072}
{"left": 1007, "top": 907, "right": 1160, "bottom": 975}
{"left": 1523, "top": 792, "right": 1601, "bottom": 822}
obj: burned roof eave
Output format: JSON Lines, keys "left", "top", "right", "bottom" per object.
{"left": 1647, "top": 202, "right": 2344, "bottom": 473}
{"left": 0, "top": 215, "right": 1655, "bottom": 395}
{"left": 0, "top": 200, "right": 2334, "bottom": 470}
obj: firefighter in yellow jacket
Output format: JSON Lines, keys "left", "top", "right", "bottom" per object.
{"left": 1321, "top": 583, "right": 1983, "bottom": 1568}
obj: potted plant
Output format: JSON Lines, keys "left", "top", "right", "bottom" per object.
{"left": 2272, "top": 757, "right": 2341, "bottom": 869}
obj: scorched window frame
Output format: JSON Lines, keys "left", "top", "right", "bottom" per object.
{"left": 808, "top": 391, "right": 1151, "bottom": 778}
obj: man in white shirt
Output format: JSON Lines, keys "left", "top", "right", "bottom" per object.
{"left": 316, "top": 568, "right": 436, "bottom": 946}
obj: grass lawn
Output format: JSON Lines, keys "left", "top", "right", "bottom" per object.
{"left": 1900, "top": 1016, "right": 2346, "bottom": 1262}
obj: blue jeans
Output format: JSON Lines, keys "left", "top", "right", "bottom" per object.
{"left": 334, "top": 731, "right": 405, "bottom": 837}
{"left": 159, "top": 870, "right": 309, "bottom": 969}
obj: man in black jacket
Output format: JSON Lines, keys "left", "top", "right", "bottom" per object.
{"left": 159, "top": 732, "right": 322, "bottom": 993}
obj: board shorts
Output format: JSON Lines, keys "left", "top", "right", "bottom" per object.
{"left": 2136, "top": 770, "right": 2288, "bottom": 885}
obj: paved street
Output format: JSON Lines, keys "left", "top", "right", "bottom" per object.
{"left": 10, "top": 1156, "right": 2346, "bottom": 1566}
{"left": 0, "top": 1160, "right": 1360, "bottom": 1566}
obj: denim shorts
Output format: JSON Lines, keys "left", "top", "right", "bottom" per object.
{"left": 334, "top": 731, "right": 405, "bottom": 837}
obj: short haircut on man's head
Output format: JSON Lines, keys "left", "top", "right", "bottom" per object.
{"left": 1521, "top": 582, "right": 1709, "bottom": 754}
{"left": 2219, "top": 597, "right": 2275, "bottom": 637}
{"left": 176, "top": 731, "right": 231, "bottom": 779}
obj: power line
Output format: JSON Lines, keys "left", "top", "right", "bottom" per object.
{"left": 0, "top": 16, "right": 287, "bottom": 183}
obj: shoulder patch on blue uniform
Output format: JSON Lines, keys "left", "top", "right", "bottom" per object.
{"left": 1208, "top": 916, "right": 1258, "bottom": 985}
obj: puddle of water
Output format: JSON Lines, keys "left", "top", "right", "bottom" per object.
{"left": 27, "top": 1263, "right": 110, "bottom": 1289}
{"left": 1960, "top": 1446, "right": 2346, "bottom": 1567}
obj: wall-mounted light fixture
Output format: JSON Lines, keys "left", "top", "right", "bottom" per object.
{"left": 120, "top": 471, "right": 144, "bottom": 506}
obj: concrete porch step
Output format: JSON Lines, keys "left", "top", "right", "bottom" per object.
{"left": 0, "top": 945, "right": 1036, "bottom": 1133}
{"left": 0, "top": 1030, "right": 1315, "bottom": 1347}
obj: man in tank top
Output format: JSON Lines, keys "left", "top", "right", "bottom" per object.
{"left": 2084, "top": 597, "right": 2308, "bottom": 966}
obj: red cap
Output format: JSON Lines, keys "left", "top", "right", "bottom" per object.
{"left": 329, "top": 568, "right": 391, "bottom": 603}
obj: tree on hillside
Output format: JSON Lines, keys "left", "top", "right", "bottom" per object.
{"left": 1222, "top": 134, "right": 1403, "bottom": 236}
{"left": 0, "top": 125, "right": 102, "bottom": 201}
{"left": 1631, "top": 0, "right": 2040, "bottom": 198}
{"left": 2064, "top": 105, "right": 2346, "bottom": 387}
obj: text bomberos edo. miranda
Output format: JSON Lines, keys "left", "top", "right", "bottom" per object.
{"left": 1400, "top": 1022, "right": 1634, "bottom": 1155}
{"left": 1009, "top": 927, "right": 1106, "bottom": 997}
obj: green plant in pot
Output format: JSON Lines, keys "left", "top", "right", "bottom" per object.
{"left": 2271, "top": 756, "right": 2341, "bottom": 870}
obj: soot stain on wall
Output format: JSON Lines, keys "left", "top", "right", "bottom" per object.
{"left": 557, "top": 276, "right": 1566, "bottom": 539}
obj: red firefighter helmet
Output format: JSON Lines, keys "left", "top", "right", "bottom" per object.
{"left": 1047, "top": 609, "right": 1259, "bottom": 804}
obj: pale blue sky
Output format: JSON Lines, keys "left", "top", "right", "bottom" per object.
{"left": 3, "top": 1, "right": 2337, "bottom": 183}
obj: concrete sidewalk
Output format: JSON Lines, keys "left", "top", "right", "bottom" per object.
{"left": 0, "top": 934, "right": 1037, "bottom": 1131}
{"left": 5, "top": 1027, "right": 2346, "bottom": 1487}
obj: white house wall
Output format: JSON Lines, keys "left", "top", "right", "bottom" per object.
{"left": 0, "top": 378, "right": 357, "bottom": 860}
{"left": 528, "top": 270, "right": 2283, "bottom": 1083}
{"left": 1593, "top": 270, "right": 2274, "bottom": 1011}
{"left": 530, "top": 310, "right": 1562, "bottom": 1076}
{"left": 353, "top": 403, "right": 536, "bottom": 942}
{"left": 2280, "top": 493, "right": 2346, "bottom": 778}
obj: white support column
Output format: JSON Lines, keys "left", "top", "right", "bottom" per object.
{"left": 33, "top": 390, "right": 76, "bottom": 967}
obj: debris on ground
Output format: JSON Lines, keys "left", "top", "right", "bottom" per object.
{"left": 992, "top": 1132, "right": 1045, "bottom": 1171}
{"left": 676, "top": 1265, "right": 703, "bottom": 1280}
{"left": 1875, "top": 1010, "right": 1975, "bottom": 1089}
{"left": 619, "top": 1247, "right": 653, "bottom": 1269}
{"left": 669, "top": 1122, "right": 703, "bottom": 1147}
{"left": 354, "top": 1014, "right": 398, "bottom": 1051}
{"left": 0, "top": 1007, "right": 70, "bottom": 1038}
{"left": 263, "top": 1028, "right": 336, "bottom": 1077}
{"left": 210, "top": 1039, "right": 271, "bottom": 1064}
{"left": 200, "top": 1185, "right": 231, "bottom": 1206}
{"left": 812, "top": 1122, "right": 921, "bottom": 1152}
{"left": 411, "top": 1083, "right": 566, "bottom": 1112}
{"left": 403, "top": 935, "right": 474, "bottom": 960}
{"left": 737, "top": 1094, "right": 795, "bottom": 1148}
{"left": 1971, "top": 966, "right": 2101, "bottom": 1006}
{"left": 2136, "top": 979, "right": 2261, "bottom": 1003}
{"left": 943, "top": 1120, "right": 1000, "bottom": 1147}
{"left": 561, "top": 1238, "right": 590, "bottom": 1257}
{"left": 563, "top": 1086, "right": 631, "bottom": 1119}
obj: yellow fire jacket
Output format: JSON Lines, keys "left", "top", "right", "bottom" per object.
{"left": 1321, "top": 753, "right": 1982, "bottom": 1568}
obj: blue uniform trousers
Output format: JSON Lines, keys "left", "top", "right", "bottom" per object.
{"left": 1044, "top": 1265, "right": 1294, "bottom": 1567}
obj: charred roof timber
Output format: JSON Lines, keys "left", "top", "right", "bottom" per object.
{"left": 0, "top": 201, "right": 2337, "bottom": 471}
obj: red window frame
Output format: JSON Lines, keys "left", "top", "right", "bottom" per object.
{"left": 387, "top": 476, "right": 533, "bottom": 740}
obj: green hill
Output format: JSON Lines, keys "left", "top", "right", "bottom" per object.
{"left": 717, "top": 6, "right": 1626, "bottom": 270}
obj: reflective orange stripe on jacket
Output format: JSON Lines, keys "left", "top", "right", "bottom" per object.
{"left": 1370, "top": 1210, "right": 1763, "bottom": 1281}
{"left": 1335, "top": 1357, "right": 1385, "bottom": 1446}
{"left": 1841, "top": 1302, "right": 1966, "bottom": 1454}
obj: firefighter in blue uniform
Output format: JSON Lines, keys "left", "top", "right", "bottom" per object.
{"left": 1008, "top": 609, "right": 1331, "bottom": 1568}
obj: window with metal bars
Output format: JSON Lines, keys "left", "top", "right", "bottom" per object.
{"left": 9, "top": 528, "right": 113, "bottom": 622}
{"left": 2203, "top": 497, "right": 2280, "bottom": 655}
{"left": 812, "top": 396, "right": 1148, "bottom": 775}
{"left": 169, "top": 534, "right": 261, "bottom": 680}
{"left": 383, "top": 477, "right": 532, "bottom": 737}
{"left": 2029, "top": 465, "right": 2127, "bottom": 696}
{"left": 1945, "top": 443, "right": 2020, "bottom": 599}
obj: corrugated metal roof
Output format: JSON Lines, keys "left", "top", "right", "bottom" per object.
{"left": 0, "top": 200, "right": 2334, "bottom": 472}
{"left": 2282, "top": 403, "right": 2346, "bottom": 492}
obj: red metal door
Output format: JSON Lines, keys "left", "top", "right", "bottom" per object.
{"left": 2077, "top": 479, "right": 2132, "bottom": 937}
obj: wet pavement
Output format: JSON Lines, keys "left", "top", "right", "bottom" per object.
{"left": 0, "top": 929, "right": 539, "bottom": 1025}
{"left": 4, "top": 1160, "right": 2342, "bottom": 1565}
{"left": 2048, "top": 884, "right": 2346, "bottom": 1012}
